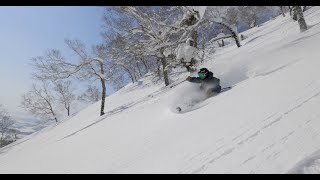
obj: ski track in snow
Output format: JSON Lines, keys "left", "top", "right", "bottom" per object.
{"left": 57, "top": 82, "right": 185, "bottom": 141}
{"left": 180, "top": 85, "right": 320, "bottom": 174}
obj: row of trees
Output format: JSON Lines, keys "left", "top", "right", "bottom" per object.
{"left": 279, "top": 6, "right": 308, "bottom": 32}
{"left": 21, "top": 6, "right": 310, "bottom": 121}
{"left": 21, "top": 80, "right": 74, "bottom": 122}
{"left": 20, "top": 79, "right": 102, "bottom": 123}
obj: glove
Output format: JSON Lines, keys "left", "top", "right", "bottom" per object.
{"left": 206, "top": 88, "right": 213, "bottom": 96}
{"left": 186, "top": 76, "right": 192, "bottom": 81}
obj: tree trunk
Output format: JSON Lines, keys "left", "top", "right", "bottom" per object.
{"left": 241, "top": 34, "right": 245, "bottom": 40}
{"left": 118, "top": 64, "right": 137, "bottom": 83}
{"left": 232, "top": 31, "right": 241, "bottom": 48}
{"left": 303, "top": 6, "right": 307, "bottom": 12}
{"left": 140, "top": 57, "right": 151, "bottom": 73}
{"left": 100, "top": 78, "right": 106, "bottom": 116}
{"left": 46, "top": 99, "right": 58, "bottom": 123}
{"left": 136, "top": 62, "right": 142, "bottom": 77}
{"left": 252, "top": 18, "right": 257, "bottom": 27}
{"left": 217, "top": 22, "right": 241, "bottom": 48}
{"left": 292, "top": 13, "right": 298, "bottom": 21}
{"left": 289, "top": 6, "right": 298, "bottom": 21}
{"left": 157, "top": 58, "right": 162, "bottom": 79}
{"left": 293, "top": 6, "right": 308, "bottom": 32}
{"left": 51, "top": 112, "right": 58, "bottom": 123}
{"left": 67, "top": 106, "right": 70, "bottom": 116}
{"left": 99, "top": 62, "right": 106, "bottom": 116}
{"left": 64, "top": 103, "right": 70, "bottom": 116}
{"left": 159, "top": 49, "right": 170, "bottom": 86}
{"left": 280, "top": 6, "right": 285, "bottom": 17}
{"left": 289, "top": 6, "right": 293, "bottom": 16}
{"left": 0, "top": 134, "right": 3, "bottom": 147}
{"left": 161, "top": 57, "right": 170, "bottom": 86}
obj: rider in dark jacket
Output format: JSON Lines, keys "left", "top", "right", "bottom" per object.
{"left": 186, "top": 68, "right": 221, "bottom": 97}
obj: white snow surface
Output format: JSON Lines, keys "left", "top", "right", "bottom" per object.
{"left": 1, "top": 7, "right": 320, "bottom": 174}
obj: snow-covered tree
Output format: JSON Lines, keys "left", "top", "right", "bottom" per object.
{"left": 0, "top": 105, "right": 15, "bottom": 147}
{"left": 175, "top": 6, "right": 207, "bottom": 72}
{"left": 279, "top": 6, "right": 286, "bottom": 17}
{"left": 293, "top": 6, "right": 308, "bottom": 32}
{"left": 103, "top": 6, "right": 209, "bottom": 85}
{"left": 205, "top": 6, "right": 241, "bottom": 48}
{"left": 118, "top": 6, "right": 187, "bottom": 86}
{"left": 53, "top": 80, "right": 76, "bottom": 116}
{"left": 303, "top": 6, "right": 308, "bottom": 12}
{"left": 225, "top": 7, "right": 240, "bottom": 27}
{"left": 238, "top": 6, "right": 269, "bottom": 29}
{"left": 21, "top": 81, "right": 58, "bottom": 122}
{"left": 288, "top": 6, "right": 294, "bottom": 17}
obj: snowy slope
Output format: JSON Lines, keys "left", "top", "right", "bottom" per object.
{"left": 1, "top": 7, "right": 320, "bottom": 174}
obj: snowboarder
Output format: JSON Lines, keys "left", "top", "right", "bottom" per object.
{"left": 186, "top": 68, "right": 222, "bottom": 97}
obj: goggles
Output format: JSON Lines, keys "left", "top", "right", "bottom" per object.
{"left": 198, "top": 72, "right": 207, "bottom": 79}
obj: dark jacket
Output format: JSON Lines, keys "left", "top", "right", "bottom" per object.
{"left": 189, "top": 72, "right": 221, "bottom": 93}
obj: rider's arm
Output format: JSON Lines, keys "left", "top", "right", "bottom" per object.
{"left": 189, "top": 77, "right": 202, "bottom": 83}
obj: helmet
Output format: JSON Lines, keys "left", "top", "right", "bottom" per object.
{"left": 198, "top": 68, "right": 209, "bottom": 74}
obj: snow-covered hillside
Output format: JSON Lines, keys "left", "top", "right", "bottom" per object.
{"left": 1, "top": 7, "right": 320, "bottom": 174}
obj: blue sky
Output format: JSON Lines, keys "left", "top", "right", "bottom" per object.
{"left": 0, "top": 6, "right": 106, "bottom": 114}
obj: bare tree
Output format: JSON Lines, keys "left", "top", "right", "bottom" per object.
{"left": 78, "top": 85, "right": 102, "bottom": 104}
{"left": 0, "top": 105, "right": 14, "bottom": 147}
{"left": 293, "top": 6, "right": 308, "bottom": 32}
{"left": 30, "top": 39, "right": 115, "bottom": 116}
{"left": 105, "top": 35, "right": 139, "bottom": 83}
{"left": 53, "top": 80, "right": 75, "bottom": 116}
{"left": 103, "top": 7, "right": 152, "bottom": 82}
{"left": 133, "top": 47, "right": 152, "bottom": 74}
{"left": 21, "top": 81, "right": 58, "bottom": 122}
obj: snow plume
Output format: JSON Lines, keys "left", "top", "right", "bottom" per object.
{"left": 168, "top": 82, "right": 208, "bottom": 112}
{"left": 288, "top": 149, "right": 320, "bottom": 174}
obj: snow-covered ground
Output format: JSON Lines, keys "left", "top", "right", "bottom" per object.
{"left": 1, "top": 7, "right": 320, "bottom": 174}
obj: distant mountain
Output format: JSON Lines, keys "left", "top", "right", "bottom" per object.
{"left": 11, "top": 113, "right": 53, "bottom": 138}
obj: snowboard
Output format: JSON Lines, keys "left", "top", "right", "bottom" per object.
{"left": 175, "top": 86, "right": 232, "bottom": 113}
